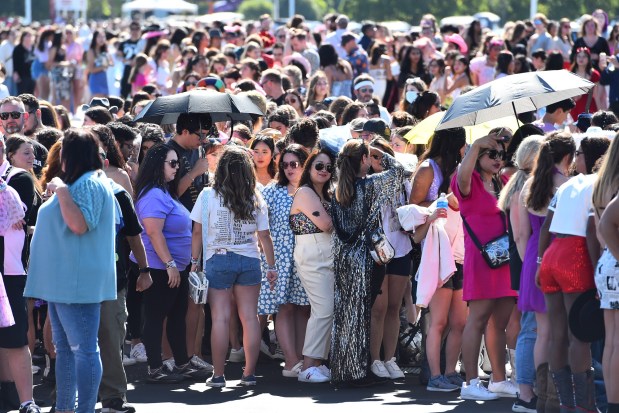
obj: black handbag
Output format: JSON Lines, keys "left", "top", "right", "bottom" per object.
{"left": 461, "top": 211, "right": 510, "bottom": 269}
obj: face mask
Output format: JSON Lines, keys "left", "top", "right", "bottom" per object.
{"left": 405, "top": 91, "right": 418, "bottom": 104}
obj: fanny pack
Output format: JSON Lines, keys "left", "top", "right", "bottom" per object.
{"left": 462, "top": 211, "right": 510, "bottom": 269}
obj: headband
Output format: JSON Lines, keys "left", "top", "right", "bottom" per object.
{"left": 354, "top": 80, "right": 374, "bottom": 90}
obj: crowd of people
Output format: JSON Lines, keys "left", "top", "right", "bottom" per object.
{"left": 1, "top": 7, "right": 619, "bottom": 413}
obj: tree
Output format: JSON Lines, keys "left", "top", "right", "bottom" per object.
{"left": 238, "top": 0, "right": 273, "bottom": 20}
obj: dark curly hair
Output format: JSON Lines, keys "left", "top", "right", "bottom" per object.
{"left": 298, "top": 148, "right": 335, "bottom": 202}
{"left": 286, "top": 118, "right": 319, "bottom": 149}
{"left": 277, "top": 144, "right": 309, "bottom": 187}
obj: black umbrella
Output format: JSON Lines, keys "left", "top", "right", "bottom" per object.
{"left": 133, "top": 89, "right": 264, "bottom": 125}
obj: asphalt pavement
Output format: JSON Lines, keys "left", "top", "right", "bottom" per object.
{"left": 24, "top": 354, "right": 515, "bottom": 413}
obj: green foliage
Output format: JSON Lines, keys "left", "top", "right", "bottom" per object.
{"left": 279, "top": 0, "right": 328, "bottom": 21}
{"left": 238, "top": 0, "right": 273, "bottom": 20}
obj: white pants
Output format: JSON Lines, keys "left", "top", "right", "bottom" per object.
{"left": 294, "top": 232, "right": 335, "bottom": 360}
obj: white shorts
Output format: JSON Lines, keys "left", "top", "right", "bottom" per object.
{"left": 595, "top": 249, "right": 619, "bottom": 310}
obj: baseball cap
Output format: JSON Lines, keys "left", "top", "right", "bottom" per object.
{"left": 349, "top": 118, "right": 367, "bottom": 132}
{"left": 362, "top": 118, "right": 391, "bottom": 140}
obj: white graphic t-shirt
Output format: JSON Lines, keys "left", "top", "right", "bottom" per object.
{"left": 190, "top": 187, "right": 269, "bottom": 261}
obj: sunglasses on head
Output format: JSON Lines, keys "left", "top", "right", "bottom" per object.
{"left": 165, "top": 159, "right": 180, "bottom": 168}
{"left": 0, "top": 111, "right": 23, "bottom": 120}
{"left": 481, "top": 149, "right": 506, "bottom": 161}
{"left": 314, "top": 162, "right": 333, "bottom": 173}
{"left": 282, "top": 161, "right": 300, "bottom": 170}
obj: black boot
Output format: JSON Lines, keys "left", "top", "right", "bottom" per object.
{"left": 0, "top": 381, "right": 21, "bottom": 411}
{"left": 545, "top": 366, "right": 560, "bottom": 413}
{"left": 573, "top": 368, "right": 597, "bottom": 413}
{"left": 551, "top": 367, "right": 575, "bottom": 413}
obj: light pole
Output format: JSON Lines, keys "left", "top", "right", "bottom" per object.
{"left": 530, "top": 0, "right": 537, "bottom": 19}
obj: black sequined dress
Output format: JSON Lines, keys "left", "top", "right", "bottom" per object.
{"left": 330, "top": 154, "right": 408, "bottom": 383}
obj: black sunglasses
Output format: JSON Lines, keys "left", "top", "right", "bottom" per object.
{"left": 481, "top": 149, "right": 506, "bottom": 161}
{"left": 314, "top": 162, "right": 333, "bottom": 173}
{"left": 282, "top": 161, "right": 300, "bottom": 170}
{"left": 0, "top": 111, "right": 23, "bottom": 120}
{"left": 185, "top": 80, "right": 198, "bottom": 87}
{"left": 165, "top": 159, "right": 180, "bottom": 168}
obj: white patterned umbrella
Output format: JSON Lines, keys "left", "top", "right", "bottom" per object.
{"left": 436, "top": 70, "right": 594, "bottom": 131}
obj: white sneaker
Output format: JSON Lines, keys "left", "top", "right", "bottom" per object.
{"left": 383, "top": 357, "right": 405, "bottom": 379}
{"left": 32, "top": 365, "right": 40, "bottom": 374}
{"left": 229, "top": 347, "right": 245, "bottom": 363}
{"left": 298, "top": 366, "right": 330, "bottom": 383}
{"left": 122, "top": 355, "right": 137, "bottom": 366}
{"left": 317, "top": 365, "right": 331, "bottom": 379}
{"left": 190, "top": 355, "right": 214, "bottom": 372}
{"left": 488, "top": 377, "right": 519, "bottom": 398}
{"left": 130, "top": 343, "right": 147, "bottom": 363}
{"left": 370, "top": 360, "right": 390, "bottom": 378}
{"left": 163, "top": 357, "right": 175, "bottom": 371}
{"left": 282, "top": 360, "right": 303, "bottom": 377}
{"left": 460, "top": 378, "right": 500, "bottom": 401}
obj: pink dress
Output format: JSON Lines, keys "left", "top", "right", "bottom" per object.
{"left": 451, "top": 170, "right": 518, "bottom": 301}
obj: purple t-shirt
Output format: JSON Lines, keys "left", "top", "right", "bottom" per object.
{"left": 130, "top": 187, "right": 191, "bottom": 270}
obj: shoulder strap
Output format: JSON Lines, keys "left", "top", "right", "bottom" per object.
{"left": 461, "top": 210, "right": 507, "bottom": 249}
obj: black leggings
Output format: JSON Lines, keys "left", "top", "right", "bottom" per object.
{"left": 142, "top": 268, "right": 190, "bottom": 369}
{"left": 126, "top": 262, "right": 143, "bottom": 341}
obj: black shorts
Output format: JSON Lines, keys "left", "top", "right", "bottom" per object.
{"left": 441, "top": 263, "right": 464, "bottom": 291}
{"left": 386, "top": 254, "right": 412, "bottom": 276}
{"left": 0, "top": 276, "right": 28, "bottom": 348}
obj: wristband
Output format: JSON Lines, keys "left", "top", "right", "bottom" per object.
{"left": 139, "top": 267, "right": 151, "bottom": 273}
{"left": 190, "top": 257, "right": 200, "bottom": 265}
{"left": 166, "top": 260, "right": 177, "bottom": 269}
{"left": 267, "top": 264, "right": 277, "bottom": 271}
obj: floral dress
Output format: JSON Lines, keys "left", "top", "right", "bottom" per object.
{"left": 258, "top": 184, "right": 309, "bottom": 315}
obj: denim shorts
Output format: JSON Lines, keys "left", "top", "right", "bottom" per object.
{"left": 204, "top": 251, "right": 262, "bottom": 289}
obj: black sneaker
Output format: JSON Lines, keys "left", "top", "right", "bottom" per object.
{"left": 512, "top": 395, "right": 538, "bottom": 413}
{"left": 146, "top": 365, "right": 184, "bottom": 384}
{"left": 176, "top": 362, "right": 211, "bottom": 381}
{"left": 101, "top": 398, "right": 136, "bottom": 413}
{"left": 19, "top": 402, "right": 41, "bottom": 413}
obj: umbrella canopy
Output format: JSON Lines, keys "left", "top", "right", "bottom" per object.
{"left": 134, "top": 90, "right": 264, "bottom": 125}
{"left": 405, "top": 111, "right": 521, "bottom": 144}
{"left": 121, "top": 0, "right": 198, "bottom": 13}
{"left": 436, "top": 70, "right": 594, "bottom": 131}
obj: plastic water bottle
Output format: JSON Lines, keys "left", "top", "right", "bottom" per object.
{"left": 436, "top": 193, "right": 448, "bottom": 227}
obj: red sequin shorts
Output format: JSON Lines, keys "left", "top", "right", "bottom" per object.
{"left": 539, "top": 236, "right": 595, "bottom": 294}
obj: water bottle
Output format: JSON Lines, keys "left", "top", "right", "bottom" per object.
{"left": 436, "top": 192, "right": 448, "bottom": 227}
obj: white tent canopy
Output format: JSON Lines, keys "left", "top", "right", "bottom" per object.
{"left": 122, "top": 0, "right": 198, "bottom": 14}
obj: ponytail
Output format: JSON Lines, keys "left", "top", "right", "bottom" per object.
{"left": 525, "top": 132, "right": 575, "bottom": 211}
{"left": 335, "top": 140, "right": 368, "bottom": 207}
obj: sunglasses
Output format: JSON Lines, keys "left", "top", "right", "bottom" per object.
{"left": 0, "top": 111, "right": 23, "bottom": 120}
{"left": 282, "top": 161, "right": 300, "bottom": 170}
{"left": 185, "top": 80, "right": 198, "bottom": 87}
{"left": 481, "top": 149, "right": 506, "bottom": 161}
{"left": 165, "top": 159, "right": 180, "bottom": 168}
{"left": 359, "top": 88, "right": 374, "bottom": 94}
{"left": 314, "top": 162, "right": 333, "bottom": 173}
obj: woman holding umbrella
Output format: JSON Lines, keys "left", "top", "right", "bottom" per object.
{"left": 451, "top": 132, "right": 518, "bottom": 400}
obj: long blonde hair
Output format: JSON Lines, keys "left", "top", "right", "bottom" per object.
{"left": 335, "top": 139, "right": 369, "bottom": 207}
{"left": 498, "top": 135, "right": 544, "bottom": 211}
{"left": 592, "top": 132, "right": 619, "bottom": 214}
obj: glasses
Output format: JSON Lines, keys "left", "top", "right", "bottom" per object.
{"left": 282, "top": 161, "right": 300, "bottom": 170}
{"left": 481, "top": 149, "right": 506, "bottom": 161}
{"left": 314, "top": 162, "right": 333, "bottom": 173}
{"left": 0, "top": 111, "right": 23, "bottom": 120}
{"left": 358, "top": 88, "right": 374, "bottom": 94}
{"left": 185, "top": 80, "right": 198, "bottom": 87}
{"left": 316, "top": 81, "right": 328, "bottom": 86}
{"left": 165, "top": 159, "right": 180, "bottom": 168}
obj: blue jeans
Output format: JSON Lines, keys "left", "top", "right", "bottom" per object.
{"left": 515, "top": 311, "right": 537, "bottom": 386}
{"left": 49, "top": 302, "right": 102, "bottom": 413}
